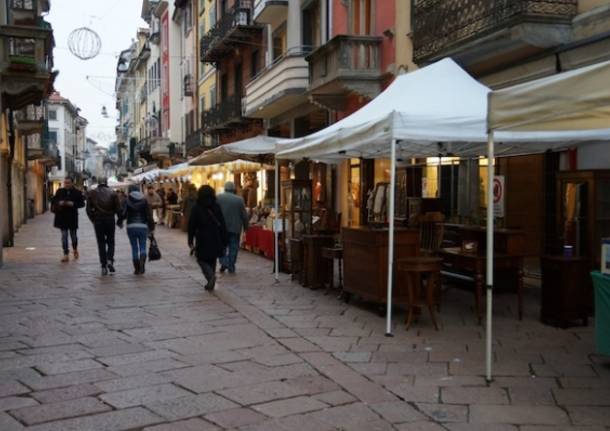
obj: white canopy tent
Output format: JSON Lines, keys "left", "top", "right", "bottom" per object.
{"left": 128, "top": 168, "right": 164, "bottom": 183}
{"left": 189, "top": 135, "right": 296, "bottom": 282}
{"left": 276, "top": 58, "right": 610, "bottom": 381}
{"left": 485, "top": 59, "right": 610, "bottom": 381}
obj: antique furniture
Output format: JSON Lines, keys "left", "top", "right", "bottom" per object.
{"left": 342, "top": 227, "right": 419, "bottom": 304}
{"left": 289, "top": 238, "right": 304, "bottom": 282}
{"left": 281, "top": 179, "right": 312, "bottom": 272}
{"left": 397, "top": 256, "right": 442, "bottom": 330}
{"left": 556, "top": 170, "right": 610, "bottom": 268}
{"left": 322, "top": 246, "right": 344, "bottom": 293}
{"left": 302, "top": 234, "right": 334, "bottom": 289}
{"left": 591, "top": 271, "right": 610, "bottom": 356}
{"left": 438, "top": 247, "right": 524, "bottom": 322}
{"left": 541, "top": 255, "right": 592, "bottom": 327}
{"left": 419, "top": 212, "right": 445, "bottom": 255}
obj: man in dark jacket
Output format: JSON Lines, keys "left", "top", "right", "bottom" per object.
{"left": 217, "top": 181, "right": 249, "bottom": 274}
{"left": 86, "top": 178, "right": 121, "bottom": 276}
{"left": 52, "top": 177, "right": 85, "bottom": 262}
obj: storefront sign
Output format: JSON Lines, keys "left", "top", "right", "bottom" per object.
{"left": 493, "top": 175, "right": 505, "bottom": 218}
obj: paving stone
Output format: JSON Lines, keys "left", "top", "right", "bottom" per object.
{"left": 0, "top": 381, "right": 30, "bottom": 397}
{"left": 442, "top": 386, "right": 509, "bottom": 404}
{"left": 143, "top": 418, "right": 220, "bottom": 431}
{"left": 283, "top": 375, "right": 340, "bottom": 395}
{"left": 21, "top": 368, "right": 117, "bottom": 391}
{"left": 277, "top": 338, "right": 321, "bottom": 353}
{"left": 93, "top": 373, "right": 172, "bottom": 393}
{"left": 416, "top": 403, "right": 468, "bottom": 423}
{"left": 446, "top": 424, "right": 518, "bottom": 431}
{"left": 508, "top": 387, "right": 555, "bottom": 405}
{"left": 369, "top": 400, "right": 427, "bottom": 423}
{"left": 10, "top": 396, "right": 111, "bottom": 425}
{"left": 553, "top": 388, "right": 610, "bottom": 406}
{"left": 312, "top": 390, "right": 357, "bottom": 406}
{"left": 566, "top": 406, "right": 610, "bottom": 426}
{"left": 205, "top": 407, "right": 268, "bottom": 428}
{"left": 333, "top": 352, "right": 372, "bottom": 363}
{"left": 469, "top": 405, "right": 570, "bottom": 425}
{"left": 147, "top": 393, "right": 239, "bottom": 420}
{"left": 87, "top": 343, "right": 150, "bottom": 357}
{"left": 31, "top": 383, "right": 102, "bottom": 403}
{"left": 304, "top": 403, "right": 384, "bottom": 428}
{"left": 0, "top": 411, "right": 25, "bottom": 430}
{"left": 100, "top": 383, "right": 193, "bottom": 409}
{"left": 26, "top": 406, "right": 163, "bottom": 431}
{"left": 395, "top": 422, "right": 448, "bottom": 431}
{"left": 520, "top": 427, "right": 606, "bottom": 431}
{"left": 107, "top": 358, "right": 188, "bottom": 377}
{"left": 252, "top": 396, "right": 327, "bottom": 417}
{"left": 385, "top": 383, "right": 440, "bottom": 403}
{"left": 218, "top": 381, "right": 308, "bottom": 405}
{"left": 0, "top": 396, "right": 39, "bottom": 411}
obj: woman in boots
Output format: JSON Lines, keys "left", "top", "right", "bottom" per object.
{"left": 117, "top": 184, "right": 155, "bottom": 274}
{"left": 188, "top": 185, "right": 228, "bottom": 290}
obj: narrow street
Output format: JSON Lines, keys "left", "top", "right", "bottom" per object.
{"left": 0, "top": 213, "right": 609, "bottom": 431}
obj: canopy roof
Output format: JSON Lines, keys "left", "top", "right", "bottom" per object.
{"left": 190, "top": 135, "right": 294, "bottom": 166}
{"left": 488, "top": 59, "right": 610, "bottom": 133}
{"left": 276, "top": 58, "right": 609, "bottom": 162}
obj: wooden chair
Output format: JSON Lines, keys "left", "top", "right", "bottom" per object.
{"left": 397, "top": 257, "right": 443, "bottom": 330}
{"left": 418, "top": 212, "right": 445, "bottom": 255}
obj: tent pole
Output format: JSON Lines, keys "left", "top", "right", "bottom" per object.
{"left": 385, "top": 139, "right": 397, "bottom": 336}
{"left": 274, "top": 159, "right": 280, "bottom": 283}
{"left": 485, "top": 131, "right": 495, "bottom": 382}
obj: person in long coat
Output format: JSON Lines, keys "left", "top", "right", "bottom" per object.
{"left": 188, "top": 185, "right": 228, "bottom": 291}
{"left": 51, "top": 177, "right": 85, "bottom": 262}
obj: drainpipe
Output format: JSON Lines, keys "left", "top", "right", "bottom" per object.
{"left": 6, "top": 110, "right": 15, "bottom": 247}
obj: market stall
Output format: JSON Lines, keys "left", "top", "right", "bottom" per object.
{"left": 277, "top": 57, "right": 610, "bottom": 381}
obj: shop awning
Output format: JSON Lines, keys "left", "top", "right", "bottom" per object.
{"left": 189, "top": 135, "right": 295, "bottom": 166}
{"left": 161, "top": 161, "right": 193, "bottom": 177}
{"left": 488, "top": 59, "right": 610, "bottom": 134}
{"left": 128, "top": 168, "right": 163, "bottom": 183}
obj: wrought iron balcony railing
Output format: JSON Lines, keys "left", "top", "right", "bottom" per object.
{"left": 200, "top": 0, "right": 260, "bottom": 63}
{"left": 202, "top": 94, "right": 243, "bottom": 131}
{"left": 185, "top": 129, "right": 203, "bottom": 154}
{"left": 412, "top": 0, "right": 578, "bottom": 62}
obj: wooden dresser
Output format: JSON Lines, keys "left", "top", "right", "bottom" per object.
{"left": 342, "top": 227, "right": 419, "bottom": 305}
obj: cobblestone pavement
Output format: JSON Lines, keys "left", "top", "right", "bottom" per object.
{"left": 0, "top": 213, "right": 609, "bottom": 431}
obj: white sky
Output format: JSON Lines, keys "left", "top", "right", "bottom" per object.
{"left": 47, "top": 0, "right": 147, "bottom": 147}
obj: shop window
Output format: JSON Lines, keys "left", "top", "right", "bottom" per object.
{"left": 48, "top": 109, "right": 57, "bottom": 121}
{"left": 348, "top": 158, "right": 361, "bottom": 226}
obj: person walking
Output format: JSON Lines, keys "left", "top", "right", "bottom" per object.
{"left": 188, "top": 185, "right": 228, "bottom": 291}
{"left": 217, "top": 181, "right": 249, "bottom": 274}
{"left": 145, "top": 185, "right": 162, "bottom": 224}
{"left": 117, "top": 184, "right": 155, "bottom": 275}
{"left": 51, "top": 177, "right": 85, "bottom": 262}
{"left": 86, "top": 178, "right": 121, "bottom": 276}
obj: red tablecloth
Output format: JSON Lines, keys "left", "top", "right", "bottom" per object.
{"left": 243, "top": 226, "right": 274, "bottom": 260}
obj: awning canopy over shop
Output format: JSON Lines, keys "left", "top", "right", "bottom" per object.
{"left": 189, "top": 135, "right": 295, "bottom": 166}
{"left": 161, "top": 161, "right": 192, "bottom": 177}
{"left": 128, "top": 168, "right": 163, "bottom": 183}
{"left": 488, "top": 59, "right": 610, "bottom": 134}
{"left": 276, "top": 58, "right": 610, "bottom": 162}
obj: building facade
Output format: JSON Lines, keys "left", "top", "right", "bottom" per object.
{"left": 0, "top": 0, "right": 55, "bottom": 263}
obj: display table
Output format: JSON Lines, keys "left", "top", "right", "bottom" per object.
{"left": 438, "top": 247, "right": 524, "bottom": 322}
{"left": 541, "top": 256, "right": 591, "bottom": 327}
{"left": 243, "top": 226, "right": 274, "bottom": 260}
{"left": 591, "top": 271, "right": 610, "bottom": 356}
{"left": 443, "top": 224, "right": 525, "bottom": 256}
{"left": 342, "top": 227, "right": 419, "bottom": 304}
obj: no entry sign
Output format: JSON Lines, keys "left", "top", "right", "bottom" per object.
{"left": 493, "top": 176, "right": 505, "bottom": 218}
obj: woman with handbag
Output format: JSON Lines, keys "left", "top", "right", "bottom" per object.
{"left": 188, "top": 185, "right": 228, "bottom": 291}
{"left": 117, "top": 184, "right": 155, "bottom": 274}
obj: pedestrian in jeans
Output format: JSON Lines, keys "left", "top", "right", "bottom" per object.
{"left": 217, "top": 181, "right": 249, "bottom": 274}
{"left": 86, "top": 178, "right": 121, "bottom": 276}
{"left": 117, "top": 185, "right": 155, "bottom": 275}
{"left": 188, "top": 185, "right": 228, "bottom": 291}
{"left": 51, "top": 177, "right": 85, "bottom": 262}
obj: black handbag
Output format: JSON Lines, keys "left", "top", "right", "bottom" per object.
{"left": 148, "top": 234, "right": 162, "bottom": 261}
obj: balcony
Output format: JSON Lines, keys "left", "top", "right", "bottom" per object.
{"left": 202, "top": 94, "right": 246, "bottom": 131}
{"left": 0, "top": 23, "right": 54, "bottom": 109}
{"left": 200, "top": 1, "right": 262, "bottom": 64}
{"left": 253, "top": 0, "right": 288, "bottom": 27}
{"left": 27, "top": 134, "right": 59, "bottom": 165}
{"left": 307, "top": 35, "right": 383, "bottom": 111}
{"left": 9, "top": 0, "right": 50, "bottom": 26}
{"left": 243, "top": 48, "right": 309, "bottom": 118}
{"left": 412, "top": 0, "right": 577, "bottom": 69}
{"left": 150, "top": 136, "right": 170, "bottom": 159}
{"left": 15, "top": 103, "right": 44, "bottom": 135}
{"left": 185, "top": 129, "right": 205, "bottom": 156}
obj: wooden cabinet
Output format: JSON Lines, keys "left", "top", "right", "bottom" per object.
{"left": 281, "top": 180, "right": 312, "bottom": 272}
{"left": 303, "top": 234, "right": 335, "bottom": 289}
{"left": 557, "top": 170, "right": 610, "bottom": 267}
{"left": 541, "top": 255, "right": 592, "bottom": 327}
{"left": 342, "top": 227, "right": 419, "bottom": 305}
